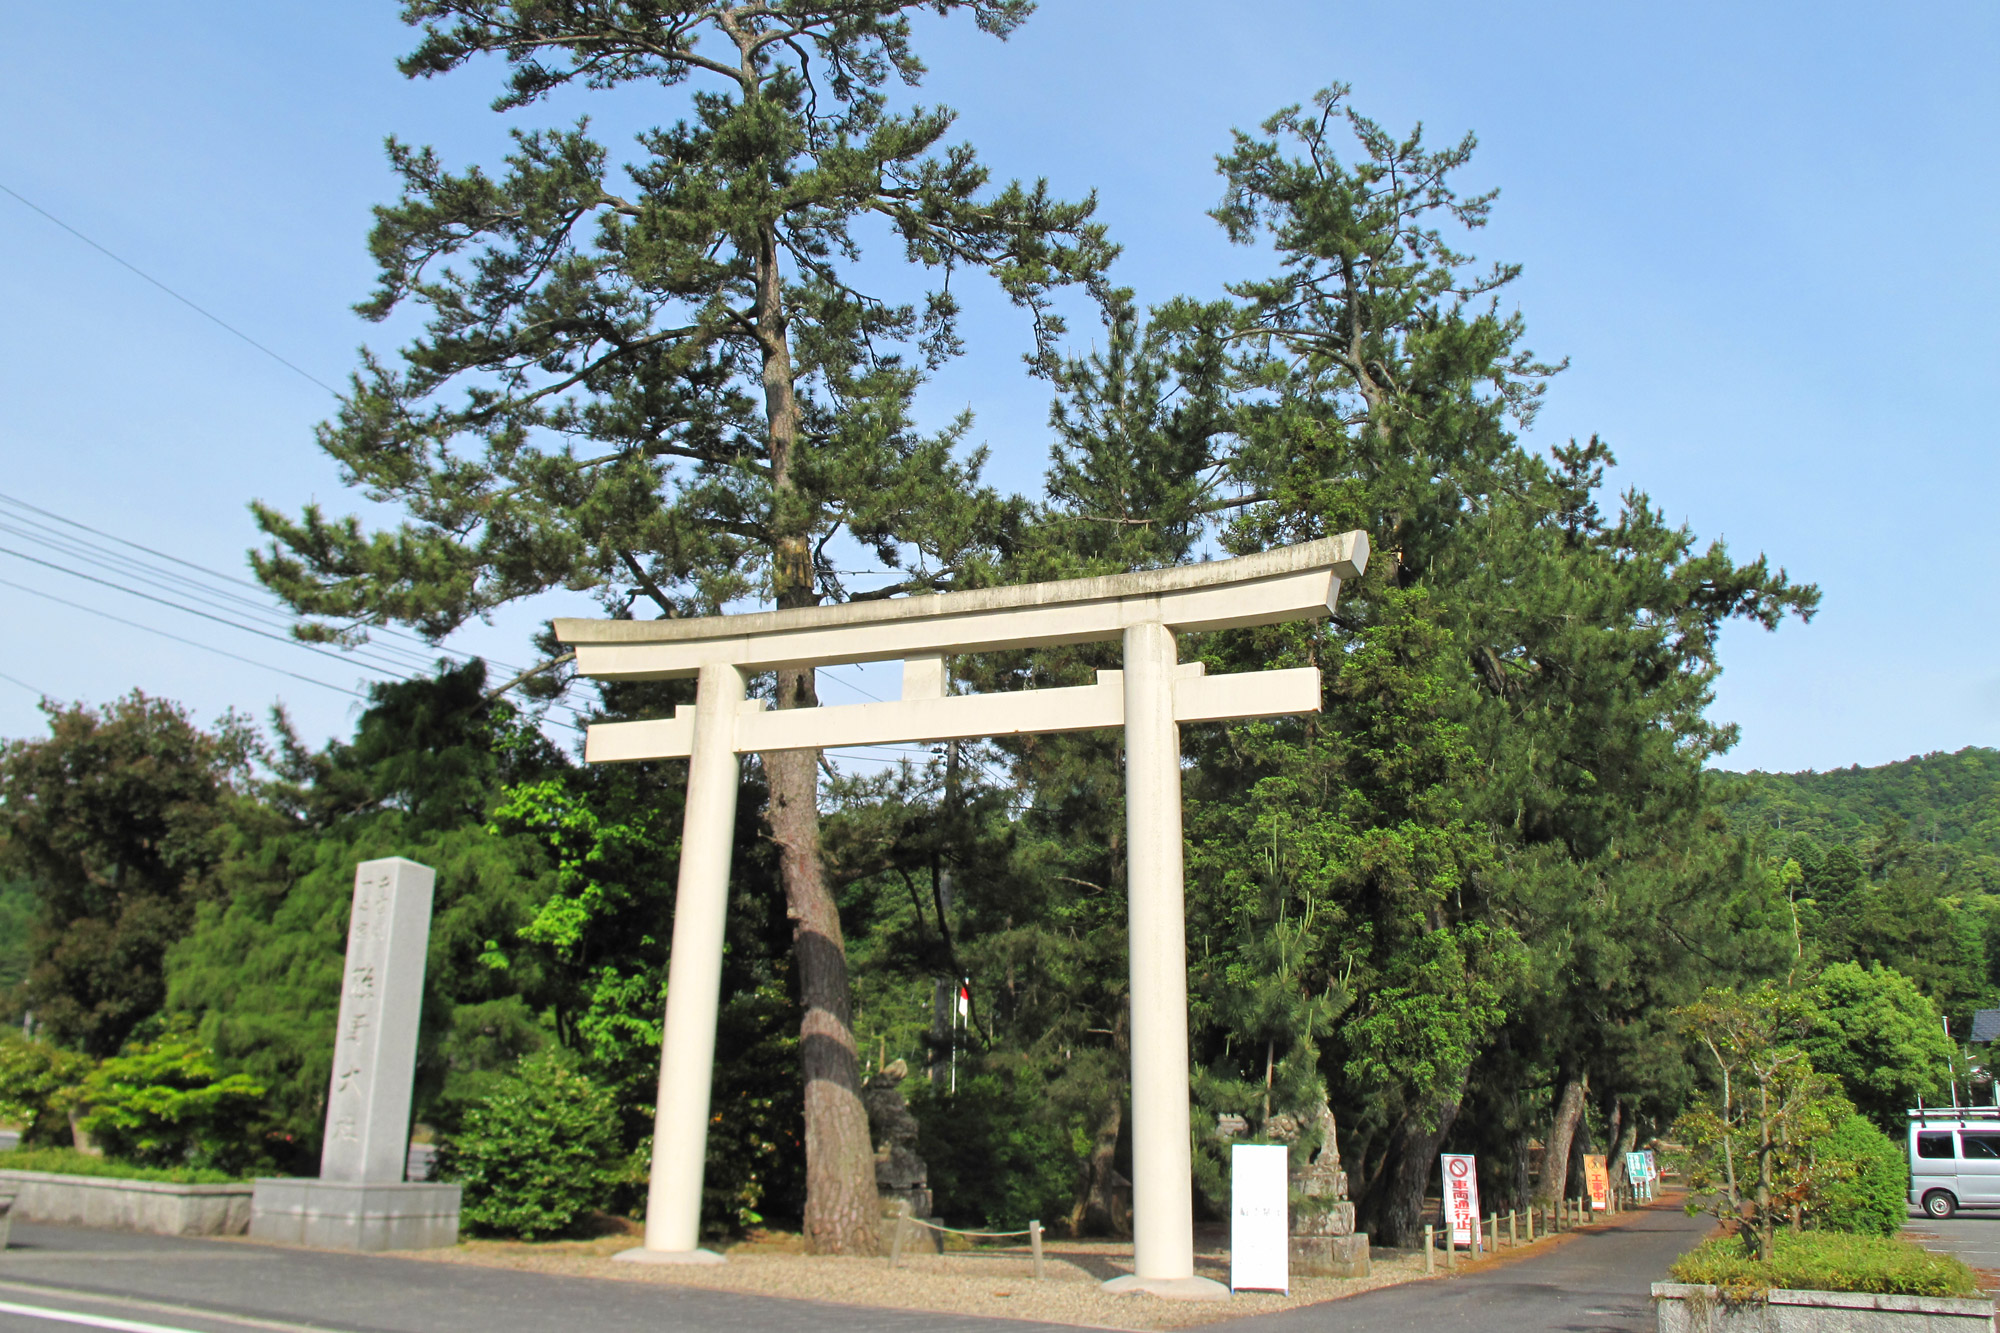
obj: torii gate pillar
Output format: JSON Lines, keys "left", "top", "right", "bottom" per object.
{"left": 555, "top": 533, "right": 1367, "bottom": 1296}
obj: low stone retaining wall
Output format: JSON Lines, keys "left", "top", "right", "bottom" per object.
{"left": 1654, "top": 1281, "right": 1996, "bottom": 1332}
{"left": 0, "top": 1170, "right": 252, "bottom": 1237}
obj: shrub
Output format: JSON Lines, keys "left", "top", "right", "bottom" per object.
{"left": 435, "top": 1050, "right": 620, "bottom": 1239}
{"left": 0, "top": 1033, "right": 90, "bottom": 1147}
{"left": 907, "top": 1066, "right": 1081, "bottom": 1233}
{"left": 1671, "top": 1232, "right": 1978, "bottom": 1299}
{"left": 74, "top": 1024, "right": 266, "bottom": 1172}
{"left": 1810, "top": 1112, "right": 1907, "bottom": 1236}
{"left": 0, "top": 1146, "right": 236, "bottom": 1184}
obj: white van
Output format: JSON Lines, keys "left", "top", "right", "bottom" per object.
{"left": 1909, "top": 1106, "right": 2000, "bottom": 1218}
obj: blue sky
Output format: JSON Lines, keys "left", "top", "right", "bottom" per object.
{"left": 1, "top": 1, "right": 1993, "bottom": 774}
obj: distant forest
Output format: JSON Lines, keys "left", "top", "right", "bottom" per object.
{"left": 1718, "top": 747, "right": 2000, "bottom": 894}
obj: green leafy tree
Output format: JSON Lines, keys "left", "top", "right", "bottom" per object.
{"left": 250, "top": 0, "right": 1113, "bottom": 1254}
{"left": 0, "top": 693, "right": 256, "bottom": 1056}
{"left": 1803, "top": 962, "right": 1953, "bottom": 1129}
{"left": 1158, "top": 83, "right": 1813, "bottom": 1241}
{"left": 1674, "top": 984, "right": 1844, "bottom": 1262}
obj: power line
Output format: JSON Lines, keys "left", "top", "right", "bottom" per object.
{"left": 0, "top": 575, "right": 368, "bottom": 699}
{"left": 0, "top": 491, "right": 521, "bottom": 675}
{"left": 0, "top": 182, "right": 340, "bottom": 396}
{"left": 0, "top": 544, "right": 424, "bottom": 684}
{"left": 0, "top": 668, "right": 52, "bottom": 699}
{"left": 0, "top": 521, "right": 441, "bottom": 681}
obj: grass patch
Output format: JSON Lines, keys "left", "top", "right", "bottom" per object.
{"left": 0, "top": 1147, "right": 241, "bottom": 1185}
{"left": 1670, "top": 1231, "right": 1979, "bottom": 1300}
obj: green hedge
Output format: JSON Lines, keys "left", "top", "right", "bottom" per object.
{"left": 0, "top": 1147, "right": 239, "bottom": 1185}
{"left": 1811, "top": 1113, "right": 1907, "bottom": 1236}
{"left": 1671, "top": 1232, "right": 1979, "bottom": 1299}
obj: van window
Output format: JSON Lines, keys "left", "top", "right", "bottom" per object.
{"left": 1918, "top": 1132, "right": 1955, "bottom": 1159}
{"left": 1963, "top": 1133, "right": 2000, "bottom": 1159}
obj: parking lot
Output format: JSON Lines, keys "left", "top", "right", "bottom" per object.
{"left": 1906, "top": 1206, "right": 2000, "bottom": 1282}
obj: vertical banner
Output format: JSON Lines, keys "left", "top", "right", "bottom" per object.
{"left": 1583, "top": 1154, "right": 1610, "bottom": 1211}
{"left": 1231, "top": 1144, "right": 1290, "bottom": 1293}
{"left": 1441, "top": 1153, "right": 1480, "bottom": 1246}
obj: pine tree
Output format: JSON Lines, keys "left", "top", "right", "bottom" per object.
{"left": 250, "top": 1, "right": 1112, "bottom": 1252}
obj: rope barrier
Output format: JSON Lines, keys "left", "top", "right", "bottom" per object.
{"left": 900, "top": 1218, "right": 1035, "bottom": 1238}
{"left": 888, "top": 1213, "right": 1046, "bottom": 1279}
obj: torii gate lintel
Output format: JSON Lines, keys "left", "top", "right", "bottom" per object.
{"left": 554, "top": 532, "right": 1368, "bottom": 1296}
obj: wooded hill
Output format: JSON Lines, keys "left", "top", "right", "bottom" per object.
{"left": 1717, "top": 748, "right": 2000, "bottom": 892}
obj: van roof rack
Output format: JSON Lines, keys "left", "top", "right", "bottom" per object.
{"left": 1909, "top": 1105, "right": 2000, "bottom": 1123}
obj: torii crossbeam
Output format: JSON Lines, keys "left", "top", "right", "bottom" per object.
{"left": 554, "top": 531, "right": 1368, "bottom": 1298}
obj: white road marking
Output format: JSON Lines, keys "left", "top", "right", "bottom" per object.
{"left": 0, "top": 1298, "right": 204, "bottom": 1333}
{"left": 0, "top": 1283, "right": 333, "bottom": 1333}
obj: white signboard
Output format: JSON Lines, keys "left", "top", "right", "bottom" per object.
{"left": 1231, "top": 1144, "right": 1290, "bottom": 1293}
{"left": 1441, "top": 1153, "right": 1480, "bottom": 1247}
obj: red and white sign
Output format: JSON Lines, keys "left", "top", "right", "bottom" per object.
{"left": 1441, "top": 1153, "right": 1480, "bottom": 1246}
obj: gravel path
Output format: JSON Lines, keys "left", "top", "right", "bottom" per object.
{"left": 401, "top": 1226, "right": 1434, "bottom": 1329}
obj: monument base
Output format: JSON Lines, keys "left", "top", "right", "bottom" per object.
{"left": 612, "top": 1246, "right": 727, "bottom": 1265}
{"left": 1290, "top": 1232, "right": 1370, "bottom": 1278}
{"left": 249, "top": 1179, "right": 460, "bottom": 1252}
{"left": 1101, "top": 1273, "right": 1232, "bottom": 1301}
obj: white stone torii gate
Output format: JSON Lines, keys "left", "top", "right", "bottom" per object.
{"left": 553, "top": 531, "right": 1368, "bottom": 1298}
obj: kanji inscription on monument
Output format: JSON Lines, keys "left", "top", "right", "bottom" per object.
{"left": 321, "top": 857, "right": 434, "bottom": 1183}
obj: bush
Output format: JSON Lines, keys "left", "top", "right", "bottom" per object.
{"left": 1810, "top": 1113, "right": 1907, "bottom": 1236}
{"left": 0, "top": 1034, "right": 90, "bottom": 1147}
{"left": 74, "top": 1024, "right": 266, "bottom": 1173}
{"left": 907, "top": 1066, "right": 1082, "bottom": 1232}
{"left": 1671, "top": 1232, "right": 1978, "bottom": 1299}
{"left": 435, "top": 1050, "right": 620, "bottom": 1239}
{"left": 0, "top": 1146, "right": 236, "bottom": 1184}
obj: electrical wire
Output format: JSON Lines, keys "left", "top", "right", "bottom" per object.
{"left": 0, "top": 575, "right": 369, "bottom": 698}
{"left": 0, "top": 182, "right": 340, "bottom": 395}
{"left": 0, "top": 491, "right": 526, "bottom": 676}
{"left": 0, "top": 668, "right": 52, "bottom": 699}
{"left": 0, "top": 544, "right": 426, "bottom": 683}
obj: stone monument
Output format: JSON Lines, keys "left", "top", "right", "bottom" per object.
{"left": 864, "top": 1060, "right": 942, "bottom": 1253}
{"left": 1286, "top": 1103, "right": 1368, "bottom": 1278}
{"left": 250, "top": 858, "right": 461, "bottom": 1251}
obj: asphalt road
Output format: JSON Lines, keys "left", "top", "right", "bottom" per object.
{"left": 0, "top": 1204, "right": 1713, "bottom": 1333}
{"left": 0, "top": 1222, "right": 1078, "bottom": 1333}
{"left": 1228, "top": 1203, "right": 1713, "bottom": 1333}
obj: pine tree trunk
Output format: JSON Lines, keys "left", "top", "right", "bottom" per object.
{"left": 1535, "top": 1076, "right": 1588, "bottom": 1208}
{"left": 1566, "top": 1101, "right": 1595, "bottom": 1203}
{"left": 1603, "top": 1097, "right": 1626, "bottom": 1203}
{"left": 1370, "top": 1079, "right": 1465, "bottom": 1248}
{"left": 1078, "top": 1094, "right": 1127, "bottom": 1237}
{"left": 757, "top": 218, "right": 878, "bottom": 1255}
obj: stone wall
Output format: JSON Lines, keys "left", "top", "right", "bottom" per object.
{"left": 0, "top": 1169, "right": 252, "bottom": 1237}
{"left": 1654, "top": 1283, "right": 1996, "bottom": 1332}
